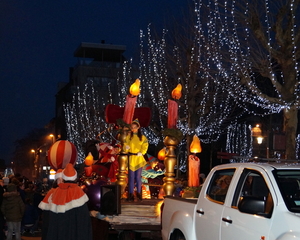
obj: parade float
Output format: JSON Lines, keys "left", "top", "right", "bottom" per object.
{"left": 47, "top": 79, "right": 202, "bottom": 239}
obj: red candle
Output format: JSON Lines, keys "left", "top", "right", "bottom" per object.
{"left": 167, "top": 99, "right": 178, "bottom": 128}
{"left": 85, "top": 166, "right": 93, "bottom": 177}
{"left": 123, "top": 95, "right": 137, "bottom": 124}
{"left": 123, "top": 79, "right": 140, "bottom": 124}
{"left": 167, "top": 84, "right": 182, "bottom": 128}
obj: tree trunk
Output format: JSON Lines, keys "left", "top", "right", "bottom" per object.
{"left": 283, "top": 106, "right": 298, "bottom": 159}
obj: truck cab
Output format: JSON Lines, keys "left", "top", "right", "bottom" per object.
{"left": 194, "top": 162, "right": 300, "bottom": 240}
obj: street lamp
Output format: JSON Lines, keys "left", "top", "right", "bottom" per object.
{"left": 49, "top": 134, "right": 55, "bottom": 144}
{"left": 257, "top": 136, "right": 263, "bottom": 157}
{"left": 31, "top": 148, "right": 35, "bottom": 157}
{"left": 251, "top": 124, "right": 262, "bottom": 137}
{"left": 30, "top": 149, "right": 36, "bottom": 179}
{"left": 257, "top": 136, "right": 263, "bottom": 144}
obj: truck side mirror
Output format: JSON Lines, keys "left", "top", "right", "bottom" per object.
{"left": 238, "top": 196, "right": 265, "bottom": 215}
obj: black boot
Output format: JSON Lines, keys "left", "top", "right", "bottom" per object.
{"left": 126, "top": 193, "right": 134, "bottom": 202}
{"left": 136, "top": 192, "right": 143, "bottom": 201}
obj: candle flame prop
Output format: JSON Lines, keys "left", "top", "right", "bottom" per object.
{"left": 129, "top": 79, "right": 140, "bottom": 96}
{"left": 84, "top": 152, "right": 94, "bottom": 166}
{"left": 171, "top": 84, "right": 182, "bottom": 100}
{"left": 190, "top": 135, "right": 202, "bottom": 154}
{"left": 157, "top": 147, "right": 167, "bottom": 160}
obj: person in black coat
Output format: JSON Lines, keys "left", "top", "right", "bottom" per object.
{"left": 39, "top": 164, "right": 92, "bottom": 240}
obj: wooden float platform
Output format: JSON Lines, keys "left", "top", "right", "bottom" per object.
{"left": 91, "top": 199, "right": 162, "bottom": 230}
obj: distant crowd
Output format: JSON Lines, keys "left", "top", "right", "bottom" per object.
{"left": 0, "top": 170, "right": 52, "bottom": 240}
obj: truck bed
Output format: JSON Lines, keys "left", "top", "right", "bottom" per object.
{"left": 161, "top": 196, "right": 198, "bottom": 240}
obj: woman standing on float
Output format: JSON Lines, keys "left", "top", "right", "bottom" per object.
{"left": 124, "top": 119, "right": 149, "bottom": 201}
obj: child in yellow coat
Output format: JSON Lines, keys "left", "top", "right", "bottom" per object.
{"left": 124, "top": 119, "right": 149, "bottom": 201}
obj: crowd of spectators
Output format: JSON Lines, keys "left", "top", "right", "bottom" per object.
{"left": 0, "top": 169, "right": 52, "bottom": 239}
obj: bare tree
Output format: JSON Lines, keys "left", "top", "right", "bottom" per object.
{"left": 194, "top": 0, "right": 300, "bottom": 159}
{"left": 138, "top": 19, "right": 246, "bottom": 171}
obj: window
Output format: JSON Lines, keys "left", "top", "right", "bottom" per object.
{"left": 233, "top": 169, "right": 273, "bottom": 218}
{"left": 207, "top": 169, "right": 235, "bottom": 203}
{"left": 274, "top": 170, "right": 300, "bottom": 213}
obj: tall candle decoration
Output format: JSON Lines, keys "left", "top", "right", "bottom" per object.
{"left": 188, "top": 135, "right": 202, "bottom": 187}
{"left": 168, "top": 84, "right": 182, "bottom": 128}
{"left": 117, "top": 79, "right": 140, "bottom": 197}
{"left": 163, "top": 83, "right": 182, "bottom": 196}
{"left": 123, "top": 79, "right": 140, "bottom": 124}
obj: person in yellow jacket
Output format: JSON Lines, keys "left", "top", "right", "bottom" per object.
{"left": 124, "top": 119, "right": 149, "bottom": 201}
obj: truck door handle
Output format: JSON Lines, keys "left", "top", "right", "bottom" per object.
{"left": 222, "top": 217, "right": 232, "bottom": 224}
{"left": 196, "top": 209, "right": 204, "bottom": 215}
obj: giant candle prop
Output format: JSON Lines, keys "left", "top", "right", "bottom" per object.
{"left": 123, "top": 79, "right": 140, "bottom": 124}
{"left": 167, "top": 84, "right": 182, "bottom": 129}
{"left": 188, "top": 135, "right": 202, "bottom": 187}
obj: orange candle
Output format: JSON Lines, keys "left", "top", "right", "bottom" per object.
{"left": 188, "top": 155, "right": 200, "bottom": 187}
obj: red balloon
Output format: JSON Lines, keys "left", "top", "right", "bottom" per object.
{"left": 48, "top": 140, "right": 77, "bottom": 170}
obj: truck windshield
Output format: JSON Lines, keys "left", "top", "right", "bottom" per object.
{"left": 274, "top": 170, "right": 300, "bottom": 213}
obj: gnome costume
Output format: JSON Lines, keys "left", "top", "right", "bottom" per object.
{"left": 39, "top": 163, "right": 92, "bottom": 240}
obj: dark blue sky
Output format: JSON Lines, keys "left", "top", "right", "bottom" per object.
{"left": 0, "top": 1, "right": 188, "bottom": 162}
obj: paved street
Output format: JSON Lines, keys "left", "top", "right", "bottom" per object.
{"left": 21, "top": 230, "right": 41, "bottom": 240}
{"left": 18, "top": 229, "right": 162, "bottom": 240}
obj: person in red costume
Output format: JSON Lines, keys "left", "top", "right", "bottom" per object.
{"left": 39, "top": 168, "right": 63, "bottom": 239}
{"left": 39, "top": 164, "right": 92, "bottom": 240}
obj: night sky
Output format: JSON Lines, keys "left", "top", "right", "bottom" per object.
{"left": 0, "top": 1, "right": 188, "bottom": 163}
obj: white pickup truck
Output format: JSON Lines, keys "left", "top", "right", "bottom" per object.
{"left": 161, "top": 162, "right": 300, "bottom": 240}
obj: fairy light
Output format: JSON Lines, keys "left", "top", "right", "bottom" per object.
{"left": 63, "top": 0, "right": 300, "bottom": 166}
{"left": 194, "top": 0, "right": 299, "bottom": 113}
{"left": 296, "top": 134, "right": 300, "bottom": 159}
{"left": 226, "top": 123, "right": 252, "bottom": 162}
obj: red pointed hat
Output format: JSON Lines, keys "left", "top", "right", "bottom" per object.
{"left": 62, "top": 163, "right": 77, "bottom": 181}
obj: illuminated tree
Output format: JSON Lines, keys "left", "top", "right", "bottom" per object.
{"left": 63, "top": 61, "right": 135, "bottom": 161}
{"left": 64, "top": 0, "right": 300, "bottom": 167}
{"left": 136, "top": 21, "right": 253, "bottom": 171}
{"left": 192, "top": 0, "right": 300, "bottom": 159}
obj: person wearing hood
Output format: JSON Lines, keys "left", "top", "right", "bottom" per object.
{"left": 39, "top": 163, "right": 92, "bottom": 240}
{"left": 38, "top": 168, "right": 63, "bottom": 239}
{"left": 1, "top": 183, "right": 25, "bottom": 240}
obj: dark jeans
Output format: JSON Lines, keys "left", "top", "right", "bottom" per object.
{"left": 128, "top": 168, "right": 143, "bottom": 193}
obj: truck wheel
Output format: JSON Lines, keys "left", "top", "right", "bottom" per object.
{"left": 170, "top": 229, "right": 186, "bottom": 240}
